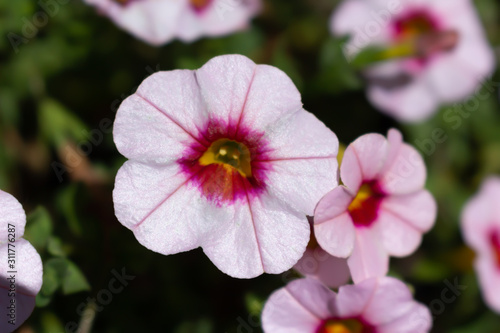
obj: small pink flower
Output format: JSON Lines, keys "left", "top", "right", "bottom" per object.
{"left": 0, "top": 190, "right": 43, "bottom": 333}
{"left": 314, "top": 129, "right": 436, "bottom": 283}
{"left": 113, "top": 54, "right": 339, "bottom": 278}
{"left": 461, "top": 177, "right": 500, "bottom": 313}
{"left": 294, "top": 217, "right": 351, "bottom": 288}
{"left": 331, "top": 0, "right": 495, "bottom": 122}
{"left": 262, "top": 276, "right": 432, "bottom": 333}
{"left": 85, "top": 0, "right": 261, "bottom": 45}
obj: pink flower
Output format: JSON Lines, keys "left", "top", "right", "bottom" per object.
{"left": 0, "top": 190, "right": 43, "bottom": 333}
{"left": 314, "top": 129, "right": 436, "bottom": 283}
{"left": 294, "top": 217, "right": 351, "bottom": 288}
{"left": 262, "top": 276, "right": 432, "bottom": 333}
{"left": 331, "top": 0, "right": 495, "bottom": 122}
{"left": 84, "top": 0, "right": 261, "bottom": 45}
{"left": 461, "top": 177, "right": 500, "bottom": 313}
{"left": 113, "top": 54, "right": 339, "bottom": 278}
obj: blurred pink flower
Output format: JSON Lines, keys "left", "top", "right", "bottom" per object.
{"left": 461, "top": 177, "right": 500, "bottom": 313}
{"left": 314, "top": 129, "right": 436, "bottom": 283}
{"left": 262, "top": 276, "right": 432, "bottom": 333}
{"left": 331, "top": 0, "right": 495, "bottom": 122}
{"left": 294, "top": 217, "right": 351, "bottom": 288}
{"left": 84, "top": 0, "right": 261, "bottom": 45}
{"left": 113, "top": 54, "right": 339, "bottom": 278}
{"left": 0, "top": 190, "right": 43, "bottom": 333}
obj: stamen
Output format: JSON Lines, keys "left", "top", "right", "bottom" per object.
{"left": 199, "top": 139, "right": 252, "bottom": 177}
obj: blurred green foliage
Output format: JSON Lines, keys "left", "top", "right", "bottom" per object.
{"left": 1, "top": 0, "right": 500, "bottom": 332}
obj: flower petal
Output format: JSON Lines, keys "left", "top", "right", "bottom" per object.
{"left": 195, "top": 54, "right": 258, "bottom": 132}
{"left": 176, "top": 0, "right": 261, "bottom": 42}
{"left": 134, "top": 69, "right": 208, "bottom": 140}
{"left": 314, "top": 187, "right": 356, "bottom": 258}
{"left": 342, "top": 133, "right": 389, "bottom": 187}
{"left": 114, "top": 93, "right": 201, "bottom": 164}
{"left": 347, "top": 227, "right": 389, "bottom": 283}
{"left": 264, "top": 158, "right": 338, "bottom": 217}
{"left": 0, "top": 239, "right": 42, "bottom": 333}
{"left": 334, "top": 277, "right": 378, "bottom": 318}
{"left": 367, "top": 78, "right": 438, "bottom": 123}
{"left": 461, "top": 177, "right": 500, "bottom": 253}
{"left": 101, "top": 0, "right": 184, "bottom": 45}
{"left": 203, "top": 192, "right": 310, "bottom": 278}
{"left": 475, "top": 257, "right": 500, "bottom": 313}
{"left": 295, "top": 247, "right": 351, "bottom": 288}
{"left": 359, "top": 277, "right": 432, "bottom": 333}
{"left": 0, "top": 190, "right": 26, "bottom": 241}
{"left": 262, "top": 278, "right": 336, "bottom": 333}
{"left": 378, "top": 142, "right": 427, "bottom": 195}
{"left": 113, "top": 161, "right": 206, "bottom": 254}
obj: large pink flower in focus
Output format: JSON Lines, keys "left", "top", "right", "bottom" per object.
{"left": 113, "top": 54, "right": 339, "bottom": 278}
{"left": 0, "top": 190, "right": 43, "bottom": 333}
{"left": 85, "top": 0, "right": 261, "bottom": 45}
{"left": 331, "top": 0, "right": 495, "bottom": 122}
{"left": 262, "top": 277, "right": 432, "bottom": 333}
{"left": 314, "top": 129, "right": 436, "bottom": 283}
{"left": 294, "top": 217, "right": 351, "bottom": 288}
{"left": 461, "top": 177, "right": 500, "bottom": 313}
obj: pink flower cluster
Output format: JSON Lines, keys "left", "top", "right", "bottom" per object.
{"left": 112, "top": 55, "right": 438, "bottom": 332}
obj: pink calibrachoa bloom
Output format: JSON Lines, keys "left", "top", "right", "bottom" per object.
{"left": 461, "top": 177, "right": 500, "bottom": 313}
{"left": 314, "top": 129, "right": 436, "bottom": 283}
{"left": 0, "top": 190, "right": 43, "bottom": 333}
{"left": 331, "top": 0, "right": 495, "bottom": 122}
{"left": 84, "top": 0, "right": 261, "bottom": 45}
{"left": 262, "top": 276, "right": 432, "bottom": 333}
{"left": 294, "top": 217, "right": 351, "bottom": 288}
{"left": 113, "top": 54, "right": 339, "bottom": 278}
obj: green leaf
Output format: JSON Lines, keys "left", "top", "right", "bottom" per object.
{"left": 47, "top": 237, "right": 67, "bottom": 258}
{"left": 24, "top": 206, "right": 53, "bottom": 251}
{"left": 62, "top": 260, "right": 91, "bottom": 295}
{"left": 38, "top": 98, "right": 88, "bottom": 148}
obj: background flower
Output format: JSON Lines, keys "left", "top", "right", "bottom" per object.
{"left": 461, "top": 177, "right": 500, "bottom": 313}
{"left": 84, "top": 0, "right": 261, "bottom": 45}
{"left": 261, "top": 276, "right": 432, "bottom": 333}
{"left": 331, "top": 0, "right": 495, "bottom": 122}
{"left": 314, "top": 129, "right": 437, "bottom": 283}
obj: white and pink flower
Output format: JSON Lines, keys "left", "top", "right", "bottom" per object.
{"left": 461, "top": 177, "right": 500, "bottom": 313}
{"left": 331, "top": 0, "right": 495, "bottom": 122}
{"left": 262, "top": 276, "right": 432, "bottom": 333}
{"left": 0, "top": 190, "right": 43, "bottom": 333}
{"left": 314, "top": 129, "right": 436, "bottom": 283}
{"left": 112, "top": 54, "right": 339, "bottom": 279}
{"left": 85, "top": 0, "right": 261, "bottom": 45}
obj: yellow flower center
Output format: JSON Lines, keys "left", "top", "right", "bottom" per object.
{"left": 321, "top": 319, "right": 364, "bottom": 333}
{"left": 199, "top": 139, "right": 252, "bottom": 177}
{"left": 348, "top": 184, "right": 373, "bottom": 212}
{"left": 190, "top": 0, "right": 212, "bottom": 11}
